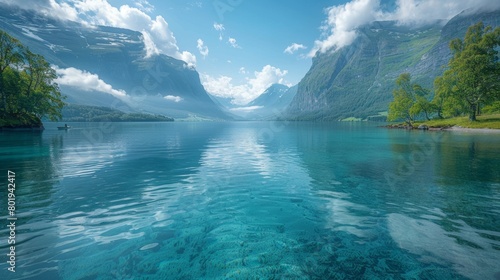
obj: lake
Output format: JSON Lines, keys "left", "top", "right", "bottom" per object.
{"left": 1, "top": 121, "right": 499, "bottom": 279}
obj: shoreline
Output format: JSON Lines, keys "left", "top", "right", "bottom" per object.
{"left": 441, "top": 126, "right": 500, "bottom": 133}
{"left": 384, "top": 124, "right": 500, "bottom": 133}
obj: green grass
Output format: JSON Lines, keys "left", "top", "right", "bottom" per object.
{"left": 414, "top": 114, "right": 500, "bottom": 129}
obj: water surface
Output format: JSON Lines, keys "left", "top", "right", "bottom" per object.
{"left": 0, "top": 122, "right": 499, "bottom": 279}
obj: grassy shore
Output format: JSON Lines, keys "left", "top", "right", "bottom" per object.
{"left": 414, "top": 114, "right": 500, "bottom": 129}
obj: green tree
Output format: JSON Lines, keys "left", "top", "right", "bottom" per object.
{"left": 20, "top": 50, "right": 64, "bottom": 121}
{"left": 0, "top": 30, "right": 23, "bottom": 113}
{"left": 412, "top": 94, "right": 436, "bottom": 121}
{"left": 388, "top": 73, "right": 429, "bottom": 126}
{"left": 0, "top": 30, "right": 64, "bottom": 127}
{"left": 434, "top": 22, "right": 500, "bottom": 121}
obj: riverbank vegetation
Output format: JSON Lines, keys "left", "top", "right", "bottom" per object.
{"left": 0, "top": 30, "right": 65, "bottom": 129}
{"left": 388, "top": 22, "right": 500, "bottom": 128}
{"left": 414, "top": 114, "right": 500, "bottom": 129}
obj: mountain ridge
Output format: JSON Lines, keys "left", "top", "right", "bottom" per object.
{"left": 0, "top": 4, "right": 230, "bottom": 120}
{"left": 285, "top": 9, "right": 500, "bottom": 121}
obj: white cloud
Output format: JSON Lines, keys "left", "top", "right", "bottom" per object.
{"left": 389, "top": 0, "right": 500, "bottom": 24}
{"left": 202, "top": 65, "right": 288, "bottom": 105}
{"left": 53, "top": 66, "right": 127, "bottom": 98}
{"left": 228, "top": 37, "right": 240, "bottom": 48}
{"left": 197, "top": 39, "right": 209, "bottom": 58}
{"left": 284, "top": 43, "right": 307, "bottom": 54}
{"left": 230, "top": 106, "right": 263, "bottom": 112}
{"left": 0, "top": 0, "right": 196, "bottom": 66}
{"left": 309, "top": 0, "right": 380, "bottom": 56}
{"left": 213, "top": 23, "right": 225, "bottom": 31}
{"left": 239, "top": 67, "right": 247, "bottom": 74}
{"left": 164, "top": 95, "right": 183, "bottom": 102}
{"left": 135, "top": 0, "right": 154, "bottom": 13}
{"left": 213, "top": 22, "right": 225, "bottom": 40}
{"left": 309, "top": 0, "right": 500, "bottom": 57}
{"left": 0, "top": 0, "right": 80, "bottom": 22}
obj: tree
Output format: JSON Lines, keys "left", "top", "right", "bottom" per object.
{"left": 0, "top": 30, "right": 23, "bottom": 112}
{"left": 434, "top": 22, "right": 500, "bottom": 121}
{"left": 388, "top": 73, "right": 430, "bottom": 126}
{"left": 412, "top": 95, "right": 436, "bottom": 121}
{"left": 0, "top": 30, "right": 64, "bottom": 127}
{"left": 20, "top": 50, "right": 64, "bottom": 121}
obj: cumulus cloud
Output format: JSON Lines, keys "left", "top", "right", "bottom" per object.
{"left": 309, "top": 0, "right": 500, "bottom": 57}
{"left": 284, "top": 43, "right": 307, "bottom": 54}
{"left": 228, "top": 37, "right": 240, "bottom": 48}
{"left": 309, "top": 0, "right": 381, "bottom": 56}
{"left": 202, "top": 65, "right": 288, "bottom": 105}
{"left": 0, "top": 0, "right": 80, "bottom": 21}
{"left": 197, "top": 39, "right": 209, "bottom": 58}
{"left": 164, "top": 95, "right": 183, "bottom": 102}
{"left": 53, "top": 66, "right": 127, "bottom": 98}
{"left": 389, "top": 0, "right": 500, "bottom": 24}
{"left": 0, "top": 0, "right": 197, "bottom": 66}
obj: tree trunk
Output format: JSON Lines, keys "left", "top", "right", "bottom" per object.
{"left": 469, "top": 104, "right": 477, "bottom": 121}
{"left": 437, "top": 108, "right": 443, "bottom": 119}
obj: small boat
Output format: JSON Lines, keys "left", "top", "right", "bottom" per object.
{"left": 57, "top": 125, "right": 71, "bottom": 130}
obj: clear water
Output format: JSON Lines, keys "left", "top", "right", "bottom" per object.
{"left": 0, "top": 121, "right": 499, "bottom": 280}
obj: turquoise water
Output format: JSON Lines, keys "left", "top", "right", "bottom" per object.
{"left": 1, "top": 121, "right": 499, "bottom": 279}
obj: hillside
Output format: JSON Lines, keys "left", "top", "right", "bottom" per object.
{"left": 0, "top": 5, "right": 229, "bottom": 120}
{"left": 60, "top": 104, "right": 174, "bottom": 122}
{"left": 285, "top": 9, "right": 500, "bottom": 121}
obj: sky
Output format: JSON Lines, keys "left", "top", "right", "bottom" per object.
{"left": 1, "top": 0, "right": 499, "bottom": 105}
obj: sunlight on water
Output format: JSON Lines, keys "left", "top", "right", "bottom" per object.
{"left": 0, "top": 122, "right": 499, "bottom": 279}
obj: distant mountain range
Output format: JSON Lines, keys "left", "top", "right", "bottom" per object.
{"left": 210, "top": 84, "right": 297, "bottom": 120}
{"left": 1, "top": 4, "right": 497, "bottom": 122}
{"left": 286, "top": 9, "right": 500, "bottom": 121}
{"left": 0, "top": 5, "right": 229, "bottom": 120}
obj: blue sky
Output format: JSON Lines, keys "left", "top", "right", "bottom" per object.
{"left": 107, "top": 0, "right": 339, "bottom": 104}
{"left": 1, "top": 0, "right": 498, "bottom": 105}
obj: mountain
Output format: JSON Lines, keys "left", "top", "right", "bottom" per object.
{"left": 285, "top": 9, "right": 500, "bottom": 121}
{"left": 0, "top": 4, "right": 229, "bottom": 120}
{"left": 248, "top": 84, "right": 297, "bottom": 109}
{"left": 211, "top": 84, "right": 297, "bottom": 120}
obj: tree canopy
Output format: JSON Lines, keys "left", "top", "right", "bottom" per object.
{"left": 0, "top": 30, "right": 64, "bottom": 128}
{"left": 388, "top": 22, "right": 500, "bottom": 124}
{"left": 434, "top": 22, "right": 500, "bottom": 121}
{"left": 387, "top": 73, "right": 432, "bottom": 126}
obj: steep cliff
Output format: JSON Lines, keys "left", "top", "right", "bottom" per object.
{"left": 0, "top": 5, "right": 229, "bottom": 119}
{"left": 286, "top": 9, "right": 500, "bottom": 121}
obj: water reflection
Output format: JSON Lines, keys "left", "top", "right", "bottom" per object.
{"left": 295, "top": 123, "right": 500, "bottom": 279}
{"left": 0, "top": 131, "right": 62, "bottom": 279}
{"left": 137, "top": 123, "right": 320, "bottom": 278}
{"left": 388, "top": 212, "right": 500, "bottom": 280}
{"left": 435, "top": 132, "right": 500, "bottom": 184}
{"left": 0, "top": 123, "right": 499, "bottom": 279}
